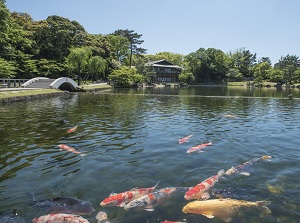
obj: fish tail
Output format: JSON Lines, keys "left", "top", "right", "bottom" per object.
{"left": 153, "top": 181, "right": 160, "bottom": 188}
{"left": 218, "top": 169, "right": 225, "bottom": 176}
{"left": 256, "top": 201, "right": 272, "bottom": 213}
{"left": 26, "top": 191, "right": 36, "bottom": 201}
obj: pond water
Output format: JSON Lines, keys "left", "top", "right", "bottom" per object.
{"left": 0, "top": 86, "right": 300, "bottom": 223}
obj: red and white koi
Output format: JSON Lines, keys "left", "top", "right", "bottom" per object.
{"left": 58, "top": 144, "right": 86, "bottom": 156}
{"left": 100, "top": 181, "right": 160, "bottom": 207}
{"left": 124, "top": 187, "right": 189, "bottom": 211}
{"left": 225, "top": 155, "right": 272, "bottom": 176}
{"left": 32, "top": 213, "right": 89, "bottom": 223}
{"left": 179, "top": 134, "right": 193, "bottom": 144}
{"left": 186, "top": 141, "right": 212, "bottom": 154}
{"left": 67, "top": 125, "right": 78, "bottom": 133}
{"left": 184, "top": 169, "right": 225, "bottom": 200}
{"left": 161, "top": 221, "right": 187, "bottom": 223}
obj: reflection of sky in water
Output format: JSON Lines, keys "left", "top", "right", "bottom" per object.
{"left": 0, "top": 88, "right": 299, "bottom": 222}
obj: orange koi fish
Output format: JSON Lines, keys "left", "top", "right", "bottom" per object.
{"left": 179, "top": 134, "right": 193, "bottom": 144}
{"left": 58, "top": 144, "right": 85, "bottom": 156}
{"left": 100, "top": 181, "right": 160, "bottom": 207}
{"left": 67, "top": 125, "right": 78, "bottom": 133}
{"left": 186, "top": 141, "right": 212, "bottom": 153}
{"left": 184, "top": 169, "right": 225, "bottom": 200}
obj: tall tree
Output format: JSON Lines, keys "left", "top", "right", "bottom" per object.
{"left": 67, "top": 47, "right": 92, "bottom": 85}
{"left": 112, "top": 29, "right": 146, "bottom": 67}
{"left": 275, "top": 54, "right": 299, "bottom": 85}
{"left": 105, "top": 34, "right": 130, "bottom": 63}
{"left": 88, "top": 56, "right": 107, "bottom": 81}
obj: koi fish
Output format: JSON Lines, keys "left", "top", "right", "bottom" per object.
{"left": 67, "top": 125, "right": 78, "bottom": 133}
{"left": 124, "top": 187, "right": 189, "bottom": 211}
{"left": 182, "top": 198, "right": 271, "bottom": 222}
{"left": 100, "top": 181, "right": 160, "bottom": 207}
{"left": 222, "top": 114, "right": 237, "bottom": 118}
{"left": 161, "top": 221, "right": 186, "bottom": 223}
{"left": 32, "top": 213, "right": 90, "bottom": 223}
{"left": 179, "top": 134, "right": 193, "bottom": 144}
{"left": 96, "top": 211, "right": 111, "bottom": 223}
{"left": 58, "top": 144, "right": 86, "bottom": 156}
{"left": 184, "top": 169, "right": 224, "bottom": 200}
{"left": 186, "top": 141, "right": 212, "bottom": 153}
{"left": 27, "top": 192, "right": 95, "bottom": 215}
{"left": 225, "top": 155, "right": 272, "bottom": 176}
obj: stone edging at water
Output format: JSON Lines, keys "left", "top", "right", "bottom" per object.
{"left": 0, "top": 91, "right": 69, "bottom": 104}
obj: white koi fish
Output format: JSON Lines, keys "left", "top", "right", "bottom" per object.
{"left": 100, "top": 181, "right": 159, "bottom": 207}
{"left": 179, "top": 134, "right": 193, "bottom": 144}
{"left": 124, "top": 187, "right": 189, "bottom": 211}
{"left": 184, "top": 169, "right": 224, "bottom": 200}
{"left": 32, "top": 213, "right": 90, "bottom": 223}
{"left": 225, "top": 155, "right": 272, "bottom": 176}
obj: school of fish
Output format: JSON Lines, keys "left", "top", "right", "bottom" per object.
{"left": 10, "top": 125, "right": 272, "bottom": 222}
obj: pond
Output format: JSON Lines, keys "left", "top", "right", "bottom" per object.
{"left": 0, "top": 86, "right": 300, "bottom": 223}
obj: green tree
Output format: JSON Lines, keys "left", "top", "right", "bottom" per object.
{"left": 275, "top": 54, "right": 299, "bottom": 85}
{"left": 67, "top": 47, "right": 92, "bottom": 85}
{"left": 267, "top": 68, "right": 283, "bottom": 83}
{"left": 108, "top": 66, "right": 143, "bottom": 87}
{"left": 228, "top": 48, "right": 257, "bottom": 78}
{"left": 146, "top": 52, "right": 185, "bottom": 67}
{"left": 112, "top": 29, "right": 147, "bottom": 67}
{"left": 0, "top": 58, "right": 17, "bottom": 78}
{"left": 178, "top": 72, "right": 195, "bottom": 84}
{"left": 88, "top": 56, "right": 107, "bottom": 81}
{"left": 105, "top": 34, "right": 130, "bottom": 63}
{"left": 184, "top": 48, "right": 229, "bottom": 83}
{"left": 253, "top": 62, "right": 272, "bottom": 81}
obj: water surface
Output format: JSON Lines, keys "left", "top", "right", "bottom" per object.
{"left": 0, "top": 86, "right": 299, "bottom": 223}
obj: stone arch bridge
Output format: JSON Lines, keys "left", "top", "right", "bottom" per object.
{"left": 22, "top": 77, "right": 78, "bottom": 91}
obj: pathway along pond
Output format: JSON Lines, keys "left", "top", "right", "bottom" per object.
{"left": 0, "top": 86, "right": 300, "bottom": 223}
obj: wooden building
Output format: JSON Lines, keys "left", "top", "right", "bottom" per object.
{"left": 145, "top": 59, "right": 182, "bottom": 83}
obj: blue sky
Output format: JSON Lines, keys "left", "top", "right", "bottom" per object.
{"left": 6, "top": 0, "right": 300, "bottom": 65}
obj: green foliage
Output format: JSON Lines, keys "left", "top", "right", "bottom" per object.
{"left": 178, "top": 72, "right": 195, "bottom": 84}
{"left": 228, "top": 48, "right": 257, "bottom": 77}
{"left": 68, "top": 47, "right": 92, "bottom": 85}
{"left": 275, "top": 54, "right": 299, "bottom": 85}
{"left": 185, "top": 48, "right": 229, "bottom": 83}
{"left": 0, "top": 58, "right": 17, "bottom": 78}
{"left": 105, "top": 34, "right": 130, "bottom": 63}
{"left": 112, "top": 29, "right": 147, "bottom": 67}
{"left": 37, "top": 59, "right": 66, "bottom": 78}
{"left": 88, "top": 56, "right": 107, "bottom": 80}
{"left": 267, "top": 68, "right": 283, "bottom": 83}
{"left": 226, "top": 68, "right": 243, "bottom": 81}
{"left": 253, "top": 62, "right": 272, "bottom": 81}
{"left": 108, "top": 66, "right": 143, "bottom": 87}
{"left": 145, "top": 52, "right": 185, "bottom": 67}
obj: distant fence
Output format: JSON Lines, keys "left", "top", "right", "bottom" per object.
{"left": 0, "top": 78, "right": 30, "bottom": 88}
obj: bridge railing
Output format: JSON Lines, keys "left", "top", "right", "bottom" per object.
{"left": 0, "top": 78, "right": 30, "bottom": 88}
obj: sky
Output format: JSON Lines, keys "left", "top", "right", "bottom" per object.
{"left": 6, "top": 0, "right": 300, "bottom": 65}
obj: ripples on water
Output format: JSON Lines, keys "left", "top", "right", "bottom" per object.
{"left": 0, "top": 87, "right": 300, "bottom": 223}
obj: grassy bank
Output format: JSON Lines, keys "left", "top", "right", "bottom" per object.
{"left": 0, "top": 89, "right": 62, "bottom": 99}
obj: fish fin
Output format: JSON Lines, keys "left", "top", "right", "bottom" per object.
{"left": 26, "top": 192, "right": 36, "bottom": 201}
{"left": 221, "top": 216, "right": 233, "bottom": 222}
{"left": 203, "top": 214, "right": 214, "bottom": 218}
{"left": 80, "top": 154, "right": 87, "bottom": 157}
{"left": 153, "top": 180, "right": 160, "bottom": 188}
{"left": 119, "top": 202, "right": 126, "bottom": 207}
{"left": 240, "top": 171, "right": 250, "bottom": 176}
{"left": 145, "top": 208, "right": 154, "bottom": 212}
{"left": 109, "top": 193, "right": 117, "bottom": 197}
{"left": 201, "top": 192, "right": 210, "bottom": 200}
{"left": 218, "top": 169, "right": 225, "bottom": 176}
